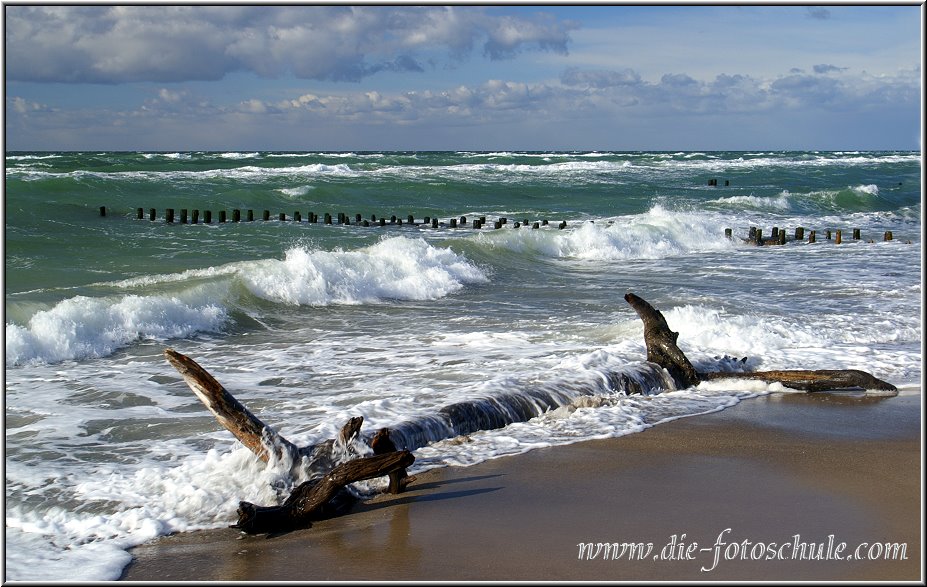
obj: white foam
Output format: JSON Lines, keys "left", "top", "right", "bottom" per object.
{"left": 662, "top": 303, "right": 921, "bottom": 380}
{"left": 6, "top": 153, "right": 63, "bottom": 161}
{"left": 240, "top": 236, "right": 488, "bottom": 306}
{"left": 140, "top": 152, "right": 191, "bottom": 160}
{"left": 4, "top": 238, "right": 488, "bottom": 365}
{"left": 106, "top": 264, "right": 242, "bottom": 289}
{"left": 9, "top": 152, "right": 918, "bottom": 185}
{"left": 195, "top": 163, "right": 358, "bottom": 180}
{"left": 4, "top": 527, "right": 133, "bottom": 582}
{"left": 653, "top": 152, "right": 920, "bottom": 172}
{"left": 476, "top": 204, "right": 734, "bottom": 261}
{"left": 10, "top": 162, "right": 359, "bottom": 183}
{"left": 5, "top": 293, "right": 227, "bottom": 365}
{"left": 852, "top": 183, "right": 880, "bottom": 196}
{"left": 710, "top": 192, "right": 792, "bottom": 211}
{"left": 445, "top": 160, "right": 631, "bottom": 176}
{"left": 5, "top": 444, "right": 293, "bottom": 581}
{"left": 217, "top": 152, "right": 260, "bottom": 159}
{"left": 277, "top": 185, "right": 315, "bottom": 197}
